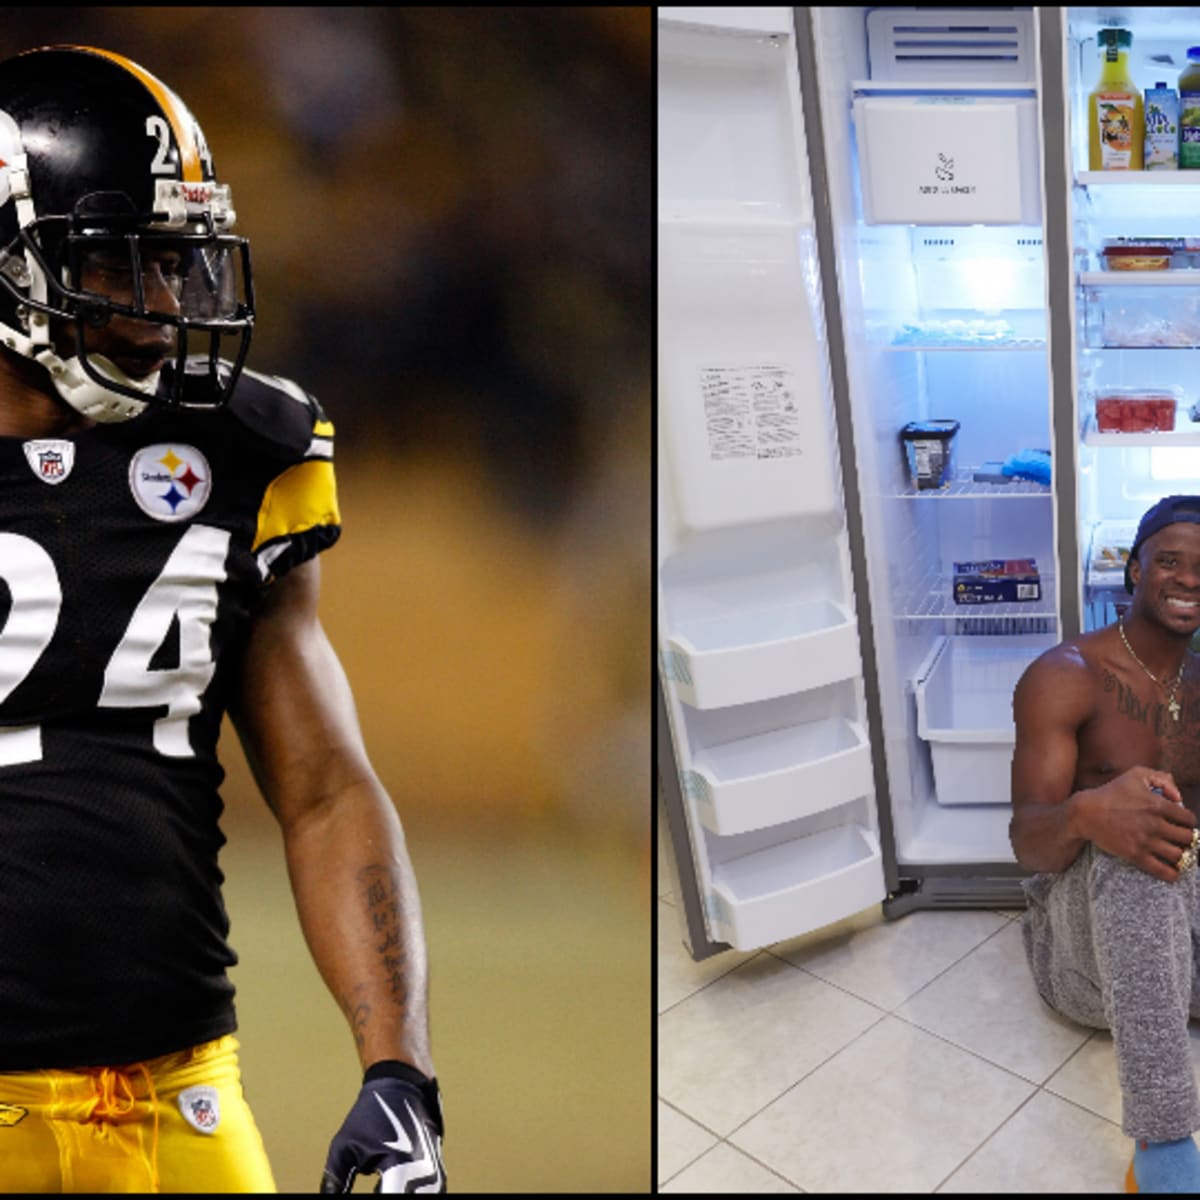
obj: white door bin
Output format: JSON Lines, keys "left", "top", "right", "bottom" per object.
{"left": 686, "top": 717, "right": 873, "bottom": 836}
{"left": 666, "top": 599, "right": 860, "bottom": 709}
{"left": 709, "top": 824, "right": 884, "bottom": 950}
{"left": 914, "top": 635, "right": 1055, "bottom": 806}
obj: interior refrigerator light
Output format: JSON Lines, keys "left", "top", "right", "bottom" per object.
{"left": 955, "top": 257, "right": 1023, "bottom": 312}
{"left": 1149, "top": 446, "right": 1200, "bottom": 482}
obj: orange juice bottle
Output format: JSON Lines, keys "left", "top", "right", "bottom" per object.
{"left": 1089, "top": 28, "right": 1143, "bottom": 169}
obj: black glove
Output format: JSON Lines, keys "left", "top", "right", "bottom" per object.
{"left": 320, "top": 1061, "right": 446, "bottom": 1193}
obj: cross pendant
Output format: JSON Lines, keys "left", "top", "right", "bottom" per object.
{"left": 1170, "top": 697, "right": 1182, "bottom": 722}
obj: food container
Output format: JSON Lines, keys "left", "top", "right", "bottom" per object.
{"left": 1090, "top": 521, "right": 1137, "bottom": 575}
{"left": 952, "top": 559, "right": 1041, "bottom": 605}
{"left": 1093, "top": 385, "right": 1181, "bottom": 432}
{"left": 900, "top": 420, "right": 959, "bottom": 490}
{"left": 1102, "top": 247, "right": 1173, "bottom": 270}
{"left": 1082, "top": 285, "right": 1200, "bottom": 347}
{"left": 1101, "top": 237, "right": 1200, "bottom": 270}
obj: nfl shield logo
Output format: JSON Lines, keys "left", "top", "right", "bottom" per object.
{"left": 22, "top": 439, "right": 75, "bottom": 485}
{"left": 178, "top": 1084, "right": 221, "bottom": 1134}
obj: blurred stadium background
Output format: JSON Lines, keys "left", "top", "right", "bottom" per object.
{"left": 0, "top": 8, "right": 649, "bottom": 1192}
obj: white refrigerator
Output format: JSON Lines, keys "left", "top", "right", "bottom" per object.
{"left": 658, "top": 5, "right": 1183, "bottom": 960}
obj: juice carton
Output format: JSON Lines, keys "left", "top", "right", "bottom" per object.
{"left": 1145, "top": 82, "right": 1180, "bottom": 168}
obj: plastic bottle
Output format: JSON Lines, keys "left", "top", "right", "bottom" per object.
{"left": 1145, "top": 81, "right": 1180, "bottom": 168}
{"left": 1089, "top": 28, "right": 1143, "bottom": 170}
{"left": 1179, "top": 48, "right": 1200, "bottom": 167}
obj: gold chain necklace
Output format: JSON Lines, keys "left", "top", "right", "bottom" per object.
{"left": 1119, "top": 619, "right": 1186, "bottom": 722}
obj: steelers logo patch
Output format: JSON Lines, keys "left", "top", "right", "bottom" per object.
{"left": 129, "top": 444, "right": 212, "bottom": 522}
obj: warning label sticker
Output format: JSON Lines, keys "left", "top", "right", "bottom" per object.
{"left": 700, "top": 366, "right": 804, "bottom": 461}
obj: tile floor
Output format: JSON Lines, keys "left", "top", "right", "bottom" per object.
{"left": 657, "top": 829, "right": 1200, "bottom": 1193}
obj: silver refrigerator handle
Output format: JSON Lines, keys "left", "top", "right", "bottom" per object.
{"left": 1038, "top": 5, "right": 1082, "bottom": 639}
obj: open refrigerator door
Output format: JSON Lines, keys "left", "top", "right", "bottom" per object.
{"left": 657, "top": 6, "right": 887, "bottom": 956}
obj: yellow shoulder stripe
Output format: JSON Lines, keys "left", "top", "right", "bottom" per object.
{"left": 313, "top": 419, "right": 335, "bottom": 439}
{"left": 65, "top": 46, "right": 204, "bottom": 181}
{"left": 252, "top": 460, "right": 340, "bottom": 553}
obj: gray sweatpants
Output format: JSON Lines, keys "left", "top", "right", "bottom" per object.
{"left": 1021, "top": 844, "right": 1200, "bottom": 1141}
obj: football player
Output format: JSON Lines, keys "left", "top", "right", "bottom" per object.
{"left": 0, "top": 45, "right": 445, "bottom": 1193}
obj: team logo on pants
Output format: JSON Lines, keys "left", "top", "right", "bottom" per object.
{"left": 178, "top": 1085, "right": 221, "bottom": 1134}
{"left": 129, "top": 444, "right": 211, "bottom": 522}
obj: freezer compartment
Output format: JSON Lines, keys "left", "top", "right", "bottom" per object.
{"left": 666, "top": 599, "right": 859, "bottom": 709}
{"left": 686, "top": 717, "right": 872, "bottom": 837}
{"left": 914, "top": 634, "right": 1056, "bottom": 807}
{"left": 707, "top": 822, "right": 884, "bottom": 950}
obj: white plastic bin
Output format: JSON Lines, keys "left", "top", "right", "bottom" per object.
{"left": 709, "top": 824, "right": 884, "bottom": 950}
{"left": 914, "top": 635, "right": 1055, "bottom": 806}
{"left": 666, "top": 599, "right": 860, "bottom": 709}
{"left": 686, "top": 717, "right": 872, "bottom": 836}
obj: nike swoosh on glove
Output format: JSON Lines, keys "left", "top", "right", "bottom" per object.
{"left": 320, "top": 1064, "right": 446, "bottom": 1193}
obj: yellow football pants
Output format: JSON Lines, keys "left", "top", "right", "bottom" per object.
{"left": 0, "top": 1034, "right": 276, "bottom": 1193}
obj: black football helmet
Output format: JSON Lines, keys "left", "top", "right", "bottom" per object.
{"left": 0, "top": 45, "right": 254, "bottom": 421}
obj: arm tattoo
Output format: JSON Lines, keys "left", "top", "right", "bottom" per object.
{"left": 356, "top": 864, "right": 411, "bottom": 1011}
{"left": 339, "top": 983, "right": 371, "bottom": 1054}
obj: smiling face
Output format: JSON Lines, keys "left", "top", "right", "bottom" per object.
{"left": 1129, "top": 521, "right": 1200, "bottom": 635}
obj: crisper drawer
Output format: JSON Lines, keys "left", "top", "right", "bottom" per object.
{"left": 709, "top": 824, "right": 884, "bottom": 950}
{"left": 664, "top": 600, "right": 860, "bottom": 709}
{"left": 915, "top": 634, "right": 1055, "bottom": 807}
{"left": 686, "top": 718, "right": 872, "bottom": 836}
{"left": 1080, "top": 282, "right": 1200, "bottom": 348}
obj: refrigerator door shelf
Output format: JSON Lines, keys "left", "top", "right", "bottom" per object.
{"left": 686, "top": 718, "right": 872, "bottom": 837}
{"left": 665, "top": 600, "right": 859, "bottom": 709}
{"left": 709, "top": 824, "right": 884, "bottom": 950}
{"left": 914, "top": 635, "right": 1056, "bottom": 807}
{"left": 1082, "top": 414, "right": 1200, "bottom": 445}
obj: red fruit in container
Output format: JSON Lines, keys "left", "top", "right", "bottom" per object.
{"left": 1094, "top": 388, "right": 1182, "bottom": 433}
{"left": 1096, "top": 396, "right": 1122, "bottom": 431}
{"left": 1155, "top": 397, "right": 1177, "bottom": 430}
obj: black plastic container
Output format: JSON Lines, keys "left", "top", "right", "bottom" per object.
{"left": 900, "top": 420, "right": 960, "bottom": 490}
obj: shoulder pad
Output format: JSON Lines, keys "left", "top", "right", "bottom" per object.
{"left": 226, "top": 366, "right": 332, "bottom": 461}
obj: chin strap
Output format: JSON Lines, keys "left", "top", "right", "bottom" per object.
{"left": 32, "top": 347, "right": 155, "bottom": 423}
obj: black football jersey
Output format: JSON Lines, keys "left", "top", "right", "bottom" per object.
{"left": 0, "top": 367, "right": 340, "bottom": 1068}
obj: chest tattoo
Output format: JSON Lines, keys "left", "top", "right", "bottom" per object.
{"left": 1103, "top": 668, "right": 1168, "bottom": 734}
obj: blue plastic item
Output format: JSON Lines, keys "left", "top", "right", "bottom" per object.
{"left": 1001, "top": 449, "right": 1051, "bottom": 485}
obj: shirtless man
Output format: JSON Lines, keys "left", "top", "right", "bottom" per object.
{"left": 1012, "top": 494, "right": 1200, "bottom": 1194}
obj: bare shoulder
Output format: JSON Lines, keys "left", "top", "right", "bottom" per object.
{"left": 1014, "top": 631, "right": 1106, "bottom": 719}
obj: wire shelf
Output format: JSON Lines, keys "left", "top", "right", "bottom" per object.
{"left": 893, "top": 468, "right": 1051, "bottom": 499}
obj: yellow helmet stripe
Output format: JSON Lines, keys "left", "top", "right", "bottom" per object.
{"left": 64, "top": 46, "right": 204, "bottom": 181}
